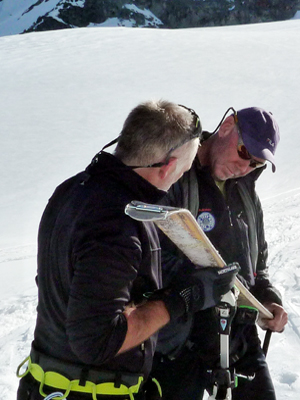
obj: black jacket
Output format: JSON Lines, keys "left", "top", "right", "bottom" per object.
{"left": 33, "top": 152, "right": 166, "bottom": 378}
{"left": 156, "top": 158, "right": 282, "bottom": 361}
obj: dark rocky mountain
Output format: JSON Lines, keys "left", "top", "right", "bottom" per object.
{"left": 1, "top": 0, "right": 299, "bottom": 36}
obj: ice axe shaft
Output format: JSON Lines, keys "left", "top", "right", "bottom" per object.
{"left": 262, "top": 329, "right": 272, "bottom": 356}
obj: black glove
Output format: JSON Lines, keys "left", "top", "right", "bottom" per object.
{"left": 149, "top": 263, "right": 240, "bottom": 321}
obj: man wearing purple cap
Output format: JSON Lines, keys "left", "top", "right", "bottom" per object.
{"left": 150, "top": 107, "right": 288, "bottom": 400}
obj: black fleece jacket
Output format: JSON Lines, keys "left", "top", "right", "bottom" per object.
{"left": 33, "top": 152, "right": 166, "bottom": 378}
{"left": 155, "top": 158, "right": 282, "bottom": 359}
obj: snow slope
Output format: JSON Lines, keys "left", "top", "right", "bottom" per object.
{"left": 0, "top": 20, "right": 300, "bottom": 399}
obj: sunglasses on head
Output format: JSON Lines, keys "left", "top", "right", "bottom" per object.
{"left": 156, "top": 104, "right": 201, "bottom": 163}
{"left": 100, "top": 104, "right": 202, "bottom": 169}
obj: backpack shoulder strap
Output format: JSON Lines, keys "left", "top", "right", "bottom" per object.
{"left": 237, "top": 180, "right": 258, "bottom": 272}
{"left": 166, "top": 163, "right": 199, "bottom": 217}
{"left": 185, "top": 165, "right": 199, "bottom": 218}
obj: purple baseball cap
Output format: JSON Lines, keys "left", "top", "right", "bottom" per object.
{"left": 237, "top": 107, "right": 280, "bottom": 172}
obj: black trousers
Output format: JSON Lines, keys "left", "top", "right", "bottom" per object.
{"left": 151, "top": 344, "right": 276, "bottom": 400}
{"left": 17, "top": 373, "right": 159, "bottom": 400}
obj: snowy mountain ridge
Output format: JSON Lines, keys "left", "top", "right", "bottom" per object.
{"left": 0, "top": 0, "right": 299, "bottom": 37}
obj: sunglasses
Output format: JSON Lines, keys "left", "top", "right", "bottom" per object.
{"left": 237, "top": 143, "right": 265, "bottom": 169}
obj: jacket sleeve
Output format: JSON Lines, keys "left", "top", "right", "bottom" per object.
{"left": 250, "top": 190, "right": 283, "bottom": 306}
{"left": 66, "top": 209, "right": 143, "bottom": 365}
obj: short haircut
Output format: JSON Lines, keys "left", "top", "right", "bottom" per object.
{"left": 114, "top": 100, "right": 200, "bottom": 166}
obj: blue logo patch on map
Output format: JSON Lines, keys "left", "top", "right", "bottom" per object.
{"left": 197, "top": 212, "right": 215, "bottom": 232}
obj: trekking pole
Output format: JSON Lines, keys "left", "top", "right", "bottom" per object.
{"left": 208, "top": 290, "right": 237, "bottom": 400}
{"left": 262, "top": 329, "right": 272, "bottom": 356}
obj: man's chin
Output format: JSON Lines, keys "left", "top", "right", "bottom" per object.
{"left": 212, "top": 166, "right": 234, "bottom": 182}
{"left": 213, "top": 171, "right": 232, "bottom": 182}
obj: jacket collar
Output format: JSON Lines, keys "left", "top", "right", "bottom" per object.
{"left": 85, "top": 151, "right": 167, "bottom": 204}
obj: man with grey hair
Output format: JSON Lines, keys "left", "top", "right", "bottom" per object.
{"left": 17, "top": 100, "right": 238, "bottom": 400}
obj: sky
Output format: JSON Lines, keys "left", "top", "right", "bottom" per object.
{"left": 0, "top": 17, "right": 300, "bottom": 400}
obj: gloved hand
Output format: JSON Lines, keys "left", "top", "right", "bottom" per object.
{"left": 149, "top": 263, "right": 240, "bottom": 321}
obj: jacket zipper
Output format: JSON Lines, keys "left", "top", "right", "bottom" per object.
{"left": 227, "top": 205, "right": 233, "bottom": 227}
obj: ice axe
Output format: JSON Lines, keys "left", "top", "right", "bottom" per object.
{"left": 262, "top": 329, "right": 272, "bottom": 356}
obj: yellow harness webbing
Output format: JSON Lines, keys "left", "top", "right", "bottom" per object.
{"left": 17, "top": 356, "right": 144, "bottom": 400}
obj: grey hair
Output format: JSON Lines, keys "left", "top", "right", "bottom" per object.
{"left": 114, "top": 100, "right": 200, "bottom": 166}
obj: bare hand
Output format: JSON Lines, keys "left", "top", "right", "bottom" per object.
{"left": 258, "top": 302, "right": 288, "bottom": 332}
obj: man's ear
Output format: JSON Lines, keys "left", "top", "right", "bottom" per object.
{"left": 218, "top": 115, "right": 235, "bottom": 138}
{"left": 158, "top": 157, "right": 177, "bottom": 179}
